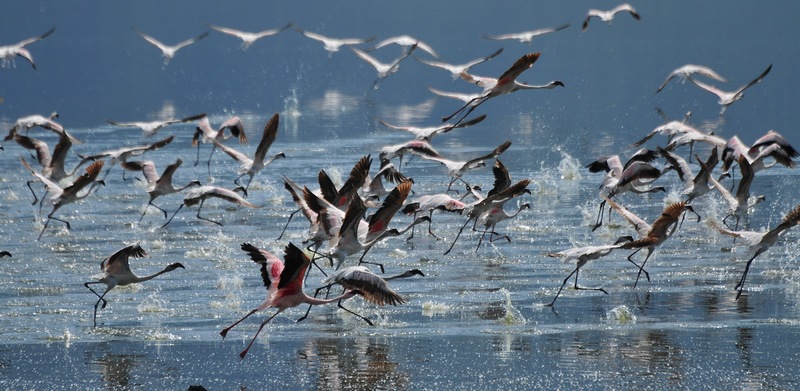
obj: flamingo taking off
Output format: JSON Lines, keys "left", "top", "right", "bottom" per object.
{"left": 77, "top": 135, "right": 174, "bottom": 181}
{"left": 378, "top": 113, "right": 486, "bottom": 142}
{"left": 120, "top": 158, "right": 202, "bottom": 222}
{"left": 135, "top": 29, "right": 209, "bottom": 65}
{"left": 209, "top": 23, "right": 291, "bottom": 50}
{"left": 192, "top": 115, "right": 248, "bottom": 176}
{"left": 20, "top": 157, "right": 104, "bottom": 240}
{"left": 707, "top": 203, "right": 800, "bottom": 299}
{"left": 84, "top": 243, "right": 185, "bottom": 327}
{"left": 414, "top": 48, "right": 503, "bottom": 79}
{"left": 4, "top": 112, "right": 80, "bottom": 144}
{"left": 107, "top": 113, "right": 205, "bottom": 138}
{"left": 416, "top": 140, "right": 513, "bottom": 193}
{"left": 582, "top": 4, "right": 641, "bottom": 32}
{"left": 220, "top": 242, "right": 362, "bottom": 360}
{"left": 368, "top": 35, "right": 438, "bottom": 58}
{"left": 14, "top": 131, "right": 85, "bottom": 206}
{"left": 0, "top": 26, "right": 55, "bottom": 70}
{"left": 211, "top": 112, "right": 285, "bottom": 193}
{"left": 161, "top": 185, "right": 258, "bottom": 227}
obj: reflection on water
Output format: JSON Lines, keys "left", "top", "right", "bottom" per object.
{"left": 298, "top": 338, "right": 408, "bottom": 391}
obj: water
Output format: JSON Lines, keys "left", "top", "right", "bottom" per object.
{"left": 2, "top": 1, "right": 800, "bottom": 389}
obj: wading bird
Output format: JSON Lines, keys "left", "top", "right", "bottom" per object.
{"left": 14, "top": 132, "right": 85, "bottom": 206}
{"left": 211, "top": 112, "right": 285, "bottom": 193}
{"left": 192, "top": 115, "right": 247, "bottom": 176}
{"left": 378, "top": 114, "right": 486, "bottom": 142}
{"left": 659, "top": 147, "right": 719, "bottom": 202}
{"left": 294, "top": 27, "right": 375, "bottom": 56}
{"left": 20, "top": 158, "right": 104, "bottom": 240}
{"left": 4, "top": 112, "right": 80, "bottom": 144}
{"left": 416, "top": 140, "right": 512, "bottom": 192}
{"left": 402, "top": 193, "right": 468, "bottom": 240}
{"left": 209, "top": 23, "right": 291, "bottom": 50}
{"left": 78, "top": 135, "right": 174, "bottom": 181}
{"left": 689, "top": 64, "right": 772, "bottom": 115}
{"left": 84, "top": 243, "right": 184, "bottom": 327}
{"left": 220, "top": 242, "right": 362, "bottom": 360}
{"left": 483, "top": 23, "right": 570, "bottom": 44}
{"left": 708, "top": 158, "right": 764, "bottom": 230}
{"left": 107, "top": 113, "right": 205, "bottom": 138}
{"left": 582, "top": 4, "right": 641, "bottom": 31}
{"left": 161, "top": 185, "right": 258, "bottom": 227}
{"left": 136, "top": 29, "right": 209, "bottom": 65}
{"left": 606, "top": 198, "right": 700, "bottom": 288}
{"left": 0, "top": 26, "right": 55, "bottom": 70}
{"left": 656, "top": 64, "right": 728, "bottom": 94}
{"left": 707, "top": 203, "right": 800, "bottom": 299}
{"left": 120, "top": 158, "right": 202, "bottom": 222}
{"left": 545, "top": 236, "right": 634, "bottom": 307}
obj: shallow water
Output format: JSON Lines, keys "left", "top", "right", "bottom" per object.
{"left": 2, "top": 1, "right": 800, "bottom": 390}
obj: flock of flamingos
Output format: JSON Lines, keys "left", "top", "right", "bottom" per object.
{"left": 2, "top": 3, "right": 798, "bottom": 360}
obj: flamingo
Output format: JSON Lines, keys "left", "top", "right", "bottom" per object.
{"left": 14, "top": 131, "right": 85, "bottom": 206}
{"left": 0, "top": 251, "right": 11, "bottom": 258}
{"left": 135, "top": 29, "right": 209, "bottom": 65}
{"left": 379, "top": 139, "right": 443, "bottom": 172}
{"left": 0, "top": 26, "right": 55, "bottom": 70}
{"left": 656, "top": 64, "right": 728, "bottom": 94}
{"left": 688, "top": 64, "right": 772, "bottom": 115}
{"left": 161, "top": 185, "right": 258, "bottom": 227}
{"left": 483, "top": 23, "right": 570, "bottom": 44}
{"left": 402, "top": 193, "right": 468, "bottom": 240}
{"left": 442, "top": 52, "right": 557, "bottom": 126}
{"left": 294, "top": 27, "right": 375, "bottom": 56}
{"left": 351, "top": 44, "right": 417, "bottom": 89}
{"left": 20, "top": 158, "right": 104, "bottom": 240}
{"left": 587, "top": 149, "right": 665, "bottom": 231}
{"left": 298, "top": 266, "right": 426, "bottom": 324}
{"left": 707, "top": 203, "right": 800, "bottom": 299}
{"left": 606, "top": 198, "right": 700, "bottom": 288}
{"left": 427, "top": 86, "right": 481, "bottom": 104}
{"left": 415, "top": 140, "right": 513, "bottom": 192}
{"left": 4, "top": 112, "right": 80, "bottom": 144}
{"left": 582, "top": 4, "right": 641, "bottom": 32}
{"left": 444, "top": 179, "right": 531, "bottom": 255}
{"left": 120, "top": 158, "right": 202, "bottom": 222}
{"left": 414, "top": 48, "right": 503, "bottom": 79}
{"left": 211, "top": 112, "right": 285, "bottom": 194}
{"left": 77, "top": 135, "right": 174, "bottom": 181}
{"left": 368, "top": 35, "right": 438, "bottom": 58}
{"left": 362, "top": 158, "right": 409, "bottom": 200}
{"left": 192, "top": 115, "right": 247, "bottom": 176}
{"left": 209, "top": 23, "right": 291, "bottom": 50}
{"left": 470, "top": 160, "right": 531, "bottom": 251}
{"left": 378, "top": 113, "right": 486, "bottom": 142}
{"left": 708, "top": 158, "right": 764, "bottom": 230}
{"left": 106, "top": 113, "right": 205, "bottom": 138}
{"left": 545, "top": 236, "right": 634, "bottom": 307}
{"left": 220, "top": 242, "right": 362, "bottom": 360}
{"left": 659, "top": 147, "right": 719, "bottom": 202}
{"left": 84, "top": 243, "right": 184, "bottom": 327}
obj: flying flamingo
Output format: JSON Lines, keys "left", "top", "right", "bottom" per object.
{"left": 708, "top": 158, "right": 764, "bottom": 231}
{"left": 209, "top": 23, "right": 291, "bottom": 50}
{"left": 656, "top": 64, "right": 728, "bottom": 94}
{"left": 135, "top": 29, "right": 209, "bottom": 65}
{"left": 220, "top": 242, "right": 362, "bottom": 360}
{"left": 120, "top": 158, "right": 202, "bottom": 222}
{"left": 688, "top": 64, "right": 772, "bottom": 115}
{"left": 20, "top": 158, "right": 104, "bottom": 240}
{"left": 107, "top": 113, "right": 205, "bottom": 138}
{"left": 77, "top": 135, "right": 174, "bottom": 181}
{"left": 84, "top": 243, "right": 185, "bottom": 327}
{"left": 483, "top": 23, "right": 570, "bottom": 44}
{"left": 0, "top": 26, "right": 55, "bottom": 70}
{"left": 368, "top": 35, "right": 439, "bottom": 58}
{"left": 414, "top": 48, "right": 503, "bottom": 79}
{"left": 294, "top": 27, "right": 376, "bottom": 56}
{"left": 161, "top": 185, "right": 258, "bottom": 227}
{"left": 473, "top": 160, "right": 531, "bottom": 252}
{"left": 659, "top": 147, "right": 719, "bottom": 202}
{"left": 415, "top": 140, "right": 512, "bottom": 192}
{"left": 14, "top": 131, "right": 85, "bottom": 206}
{"left": 350, "top": 44, "right": 417, "bottom": 89}
{"left": 4, "top": 112, "right": 80, "bottom": 144}
{"left": 606, "top": 198, "right": 700, "bottom": 287}
{"left": 545, "top": 235, "right": 634, "bottom": 307}
{"left": 378, "top": 113, "right": 487, "bottom": 142}
{"left": 402, "top": 193, "right": 468, "bottom": 240}
{"left": 707, "top": 203, "right": 800, "bottom": 299}
{"left": 211, "top": 113, "right": 285, "bottom": 194}
{"left": 582, "top": 4, "right": 641, "bottom": 31}
{"left": 427, "top": 86, "right": 481, "bottom": 104}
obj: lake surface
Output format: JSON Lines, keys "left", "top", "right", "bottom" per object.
{"left": 1, "top": 1, "right": 800, "bottom": 389}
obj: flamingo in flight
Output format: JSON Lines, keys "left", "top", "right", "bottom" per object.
{"left": 209, "top": 23, "right": 291, "bottom": 50}
{"left": 368, "top": 35, "right": 438, "bottom": 58}
{"left": 84, "top": 243, "right": 184, "bottom": 327}
{"left": 220, "top": 242, "right": 363, "bottom": 360}
{"left": 14, "top": 131, "right": 85, "bottom": 206}
{"left": 192, "top": 115, "right": 248, "bottom": 176}
{"left": 135, "top": 29, "right": 209, "bottom": 65}
{"left": 161, "top": 185, "right": 258, "bottom": 227}
{"left": 4, "top": 112, "right": 80, "bottom": 144}
{"left": 351, "top": 44, "right": 417, "bottom": 89}
{"left": 77, "top": 135, "right": 174, "bottom": 181}
{"left": 0, "top": 26, "right": 55, "bottom": 70}
{"left": 656, "top": 64, "right": 728, "bottom": 94}
{"left": 415, "top": 140, "right": 513, "bottom": 193}
{"left": 378, "top": 113, "right": 486, "bottom": 142}
{"left": 688, "top": 64, "right": 772, "bottom": 115}
{"left": 483, "top": 23, "right": 570, "bottom": 44}
{"left": 582, "top": 4, "right": 641, "bottom": 32}
{"left": 294, "top": 27, "right": 375, "bottom": 56}
{"left": 414, "top": 48, "right": 503, "bottom": 79}
{"left": 107, "top": 113, "right": 205, "bottom": 138}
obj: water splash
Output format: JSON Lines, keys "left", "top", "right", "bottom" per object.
{"left": 606, "top": 305, "right": 636, "bottom": 324}
{"left": 421, "top": 301, "right": 452, "bottom": 317}
{"left": 499, "top": 288, "right": 526, "bottom": 325}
